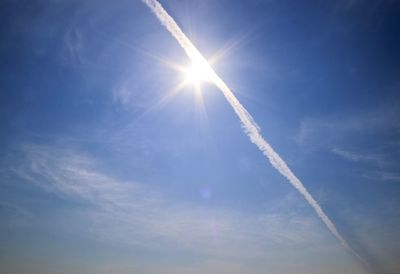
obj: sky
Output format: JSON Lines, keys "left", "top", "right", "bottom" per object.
{"left": 0, "top": 0, "right": 399, "bottom": 274}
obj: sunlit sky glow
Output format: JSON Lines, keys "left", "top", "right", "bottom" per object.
{"left": 1, "top": 1, "right": 400, "bottom": 274}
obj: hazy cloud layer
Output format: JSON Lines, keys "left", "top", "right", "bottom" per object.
{"left": 0, "top": 143, "right": 368, "bottom": 273}
{"left": 8, "top": 144, "right": 329, "bottom": 252}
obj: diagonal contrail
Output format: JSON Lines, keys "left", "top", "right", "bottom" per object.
{"left": 142, "top": 0, "right": 365, "bottom": 265}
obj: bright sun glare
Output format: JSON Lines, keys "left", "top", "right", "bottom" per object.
{"left": 184, "top": 60, "right": 212, "bottom": 85}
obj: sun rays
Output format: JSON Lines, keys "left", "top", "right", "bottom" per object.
{"left": 126, "top": 33, "right": 245, "bottom": 137}
{"left": 134, "top": 54, "right": 217, "bottom": 130}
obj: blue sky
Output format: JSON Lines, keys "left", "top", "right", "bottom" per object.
{"left": 1, "top": 0, "right": 400, "bottom": 273}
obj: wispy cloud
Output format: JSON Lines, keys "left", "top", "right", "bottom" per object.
{"left": 331, "top": 148, "right": 386, "bottom": 166}
{"left": 112, "top": 84, "right": 131, "bottom": 105}
{"left": 64, "top": 28, "right": 85, "bottom": 65}
{"left": 331, "top": 147, "right": 400, "bottom": 182}
{"left": 363, "top": 171, "right": 400, "bottom": 182}
{"left": 12, "top": 144, "right": 159, "bottom": 210}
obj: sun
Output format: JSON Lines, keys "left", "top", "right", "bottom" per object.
{"left": 184, "top": 59, "right": 213, "bottom": 86}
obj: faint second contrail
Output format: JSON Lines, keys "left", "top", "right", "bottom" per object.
{"left": 142, "top": 0, "right": 365, "bottom": 265}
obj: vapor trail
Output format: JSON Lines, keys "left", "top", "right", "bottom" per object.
{"left": 142, "top": 0, "right": 364, "bottom": 264}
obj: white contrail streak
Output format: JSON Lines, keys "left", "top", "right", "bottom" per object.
{"left": 142, "top": 0, "right": 365, "bottom": 264}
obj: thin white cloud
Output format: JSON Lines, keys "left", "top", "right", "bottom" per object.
{"left": 112, "top": 84, "right": 131, "bottom": 105}
{"left": 64, "top": 28, "right": 85, "bottom": 64}
{"left": 142, "top": 0, "right": 364, "bottom": 265}
{"left": 331, "top": 148, "right": 386, "bottom": 166}
{"left": 14, "top": 144, "right": 157, "bottom": 210}
{"left": 363, "top": 171, "right": 400, "bottom": 182}
{"left": 380, "top": 172, "right": 400, "bottom": 181}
